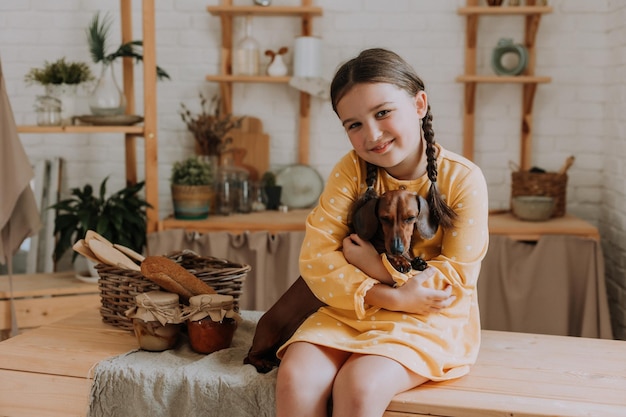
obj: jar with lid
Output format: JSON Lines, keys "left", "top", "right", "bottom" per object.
{"left": 186, "top": 294, "right": 239, "bottom": 354}
{"left": 125, "top": 291, "right": 183, "bottom": 352}
{"left": 35, "top": 95, "right": 62, "bottom": 126}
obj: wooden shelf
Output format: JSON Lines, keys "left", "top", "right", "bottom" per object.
{"left": 16, "top": 1, "right": 160, "bottom": 234}
{"left": 489, "top": 212, "right": 600, "bottom": 241}
{"left": 16, "top": 125, "right": 145, "bottom": 134}
{"left": 204, "top": 0, "right": 321, "bottom": 167}
{"left": 205, "top": 75, "right": 291, "bottom": 83}
{"left": 207, "top": 5, "right": 322, "bottom": 17}
{"left": 458, "top": 0, "right": 552, "bottom": 170}
{"left": 158, "top": 208, "right": 310, "bottom": 234}
{"left": 458, "top": 5, "right": 553, "bottom": 15}
{"left": 456, "top": 75, "right": 551, "bottom": 83}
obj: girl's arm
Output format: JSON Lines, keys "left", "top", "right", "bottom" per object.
{"left": 342, "top": 234, "right": 394, "bottom": 286}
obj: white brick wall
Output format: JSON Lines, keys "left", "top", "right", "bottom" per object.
{"left": 1, "top": 0, "right": 625, "bottom": 336}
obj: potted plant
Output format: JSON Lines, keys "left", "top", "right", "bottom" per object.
{"left": 179, "top": 93, "right": 244, "bottom": 160}
{"left": 261, "top": 170, "right": 282, "bottom": 210}
{"left": 170, "top": 156, "right": 215, "bottom": 220}
{"left": 49, "top": 177, "right": 150, "bottom": 265}
{"left": 24, "top": 57, "right": 95, "bottom": 124}
{"left": 86, "top": 11, "right": 170, "bottom": 116}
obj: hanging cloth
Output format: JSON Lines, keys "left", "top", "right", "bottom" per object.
{"left": 0, "top": 58, "right": 42, "bottom": 337}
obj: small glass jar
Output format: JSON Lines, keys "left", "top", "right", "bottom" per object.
{"left": 126, "top": 291, "right": 183, "bottom": 352}
{"left": 186, "top": 294, "right": 238, "bottom": 354}
{"left": 35, "top": 95, "right": 62, "bottom": 126}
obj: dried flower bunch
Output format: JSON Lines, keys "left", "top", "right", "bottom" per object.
{"left": 180, "top": 94, "right": 244, "bottom": 157}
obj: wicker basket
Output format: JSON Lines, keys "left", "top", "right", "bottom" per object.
{"left": 97, "top": 250, "right": 250, "bottom": 331}
{"left": 511, "top": 170, "right": 567, "bottom": 218}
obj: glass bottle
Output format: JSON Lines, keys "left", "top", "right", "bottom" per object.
{"left": 234, "top": 16, "right": 260, "bottom": 76}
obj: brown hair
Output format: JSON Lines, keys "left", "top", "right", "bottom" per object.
{"left": 331, "top": 48, "right": 457, "bottom": 229}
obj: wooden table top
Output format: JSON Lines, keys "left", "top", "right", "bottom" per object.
{"left": 1, "top": 307, "right": 625, "bottom": 417}
{"left": 0, "top": 271, "right": 99, "bottom": 299}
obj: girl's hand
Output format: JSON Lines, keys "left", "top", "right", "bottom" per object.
{"left": 343, "top": 234, "right": 393, "bottom": 285}
{"left": 393, "top": 268, "right": 456, "bottom": 314}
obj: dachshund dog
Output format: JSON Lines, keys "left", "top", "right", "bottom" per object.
{"left": 244, "top": 189, "right": 437, "bottom": 373}
{"left": 350, "top": 189, "right": 437, "bottom": 273}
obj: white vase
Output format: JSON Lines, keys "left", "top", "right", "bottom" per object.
{"left": 267, "top": 55, "right": 288, "bottom": 77}
{"left": 45, "top": 84, "right": 78, "bottom": 125}
{"left": 89, "top": 62, "right": 126, "bottom": 116}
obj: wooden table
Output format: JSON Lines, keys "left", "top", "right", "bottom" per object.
{"left": 1, "top": 307, "right": 625, "bottom": 417}
{"left": 0, "top": 272, "right": 100, "bottom": 336}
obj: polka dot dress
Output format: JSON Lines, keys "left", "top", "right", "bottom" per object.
{"left": 277, "top": 145, "right": 489, "bottom": 381}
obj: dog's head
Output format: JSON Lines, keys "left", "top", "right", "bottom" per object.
{"left": 351, "top": 189, "right": 437, "bottom": 256}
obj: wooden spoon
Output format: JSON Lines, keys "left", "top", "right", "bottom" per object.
{"left": 558, "top": 156, "right": 575, "bottom": 175}
{"left": 114, "top": 244, "right": 146, "bottom": 263}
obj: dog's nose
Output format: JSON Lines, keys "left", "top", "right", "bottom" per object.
{"left": 391, "top": 236, "right": 405, "bottom": 255}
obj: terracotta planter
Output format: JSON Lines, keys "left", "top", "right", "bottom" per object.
{"left": 171, "top": 184, "right": 214, "bottom": 220}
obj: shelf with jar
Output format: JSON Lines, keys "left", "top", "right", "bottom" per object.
{"left": 205, "top": 0, "right": 323, "bottom": 166}
{"left": 457, "top": 0, "right": 552, "bottom": 170}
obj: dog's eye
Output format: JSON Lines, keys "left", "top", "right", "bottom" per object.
{"left": 405, "top": 216, "right": 416, "bottom": 224}
{"left": 380, "top": 217, "right": 393, "bottom": 225}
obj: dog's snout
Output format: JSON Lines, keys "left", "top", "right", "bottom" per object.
{"left": 391, "top": 236, "right": 405, "bottom": 255}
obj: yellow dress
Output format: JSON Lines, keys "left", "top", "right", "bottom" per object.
{"left": 276, "top": 144, "right": 489, "bottom": 381}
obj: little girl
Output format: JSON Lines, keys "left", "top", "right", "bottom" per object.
{"left": 275, "top": 48, "right": 489, "bottom": 417}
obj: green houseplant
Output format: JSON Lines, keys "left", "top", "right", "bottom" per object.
{"left": 25, "top": 57, "right": 95, "bottom": 124}
{"left": 24, "top": 58, "right": 94, "bottom": 86}
{"left": 170, "top": 156, "right": 215, "bottom": 220}
{"left": 49, "top": 177, "right": 150, "bottom": 263}
{"left": 86, "top": 11, "right": 170, "bottom": 115}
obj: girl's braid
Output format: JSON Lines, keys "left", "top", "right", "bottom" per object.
{"left": 423, "top": 107, "right": 457, "bottom": 229}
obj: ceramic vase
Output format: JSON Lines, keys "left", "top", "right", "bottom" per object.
{"left": 44, "top": 84, "right": 78, "bottom": 125}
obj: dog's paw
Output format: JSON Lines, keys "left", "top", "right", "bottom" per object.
{"left": 387, "top": 255, "right": 412, "bottom": 273}
{"left": 410, "top": 257, "right": 428, "bottom": 271}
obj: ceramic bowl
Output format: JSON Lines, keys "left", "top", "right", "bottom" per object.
{"left": 511, "top": 196, "right": 555, "bottom": 221}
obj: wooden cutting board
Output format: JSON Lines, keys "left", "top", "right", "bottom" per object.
{"left": 224, "top": 116, "right": 270, "bottom": 181}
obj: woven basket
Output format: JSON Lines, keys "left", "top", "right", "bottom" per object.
{"left": 97, "top": 250, "right": 250, "bottom": 331}
{"left": 511, "top": 171, "right": 567, "bottom": 217}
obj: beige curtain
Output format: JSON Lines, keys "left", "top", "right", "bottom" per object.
{"left": 478, "top": 235, "right": 613, "bottom": 339}
{"left": 147, "top": 229, "right": 305, "bottom": 311}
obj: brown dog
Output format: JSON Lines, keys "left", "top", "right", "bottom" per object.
{"left": 244, "top": 190, "right": 436, "bottom": 373}
{"left": 351, "top": 189, "right": 437, "bottom": 273}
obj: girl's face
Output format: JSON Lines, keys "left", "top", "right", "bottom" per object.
{"left": 336, "top": 82, "right": 428, "bottom": 180}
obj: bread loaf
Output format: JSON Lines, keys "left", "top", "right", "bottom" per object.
{"left": 141, "top": 256, "right": 216, "bottom": 300}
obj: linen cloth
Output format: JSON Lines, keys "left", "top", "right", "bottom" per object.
{"left": 88, "top": 310, "right": 277, "bottom": 417}
{"left": 0, "top": 59, "right": 41, "bottom": 265}
{"left": 478, "top": 234, "right": 613, "bottom": 339}
{"left": 278, "top": 146, "right": 489, "bottom": 381}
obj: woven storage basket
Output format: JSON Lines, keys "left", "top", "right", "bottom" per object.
{"left": 511, "top": 171, "right": 567, "bottom": 218}
{"left": 97, "top": 250, "right": 250, "bottom": 331}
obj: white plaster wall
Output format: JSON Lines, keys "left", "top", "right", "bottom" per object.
{"left": 1, "top": 0, "right": 625, "bottom": 336}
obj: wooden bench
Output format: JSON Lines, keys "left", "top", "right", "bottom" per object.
{"left": 0, "top": 272, "right": 100, "bottom": 339}
{"left": 0, "top": 307, "right": 624, "bottom": 417}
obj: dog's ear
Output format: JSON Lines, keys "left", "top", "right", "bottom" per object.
{"left": 415, "top": 194, "right": 438, "bottom": 239}
{"left": 353, "top": 198, "right": 379, "bottom": 240}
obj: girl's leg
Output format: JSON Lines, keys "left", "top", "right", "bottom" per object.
{"left": 331, "top": 354, "right": 429, "bottom": 417}
{"left": 276, "top": 342, "right": 351, "bottom": 417}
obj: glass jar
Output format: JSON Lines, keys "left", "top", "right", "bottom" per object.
{"left": 35, "top": 95, "right": 62, "bottom": 126}
{"left": 126, "top": 291, "right": 183, "bottom": 352}
{"left": 216, "top": 162, "right": 251, "bottom": 215}
{"left": 186, "top": 294, "right": 239, "bottom": 354}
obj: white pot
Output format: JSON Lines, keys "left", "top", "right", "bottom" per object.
{"left": 45, "top": 84, "right": 78, "bottom": 125}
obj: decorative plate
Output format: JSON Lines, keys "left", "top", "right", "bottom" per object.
{"left": 76, "top": 114, "right": 144, "bottom": 126}
{"left": 275, "top": 164, "right": 324, "bottom": 208}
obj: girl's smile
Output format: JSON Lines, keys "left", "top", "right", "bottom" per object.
{"left": 336, "top": 82, "right": 428, "bottom": 180}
